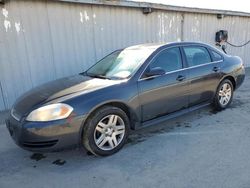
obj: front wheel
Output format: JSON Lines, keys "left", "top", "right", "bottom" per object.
{"left": 83, "top": 106, "right": 130, "bottom": 156}
{"left": 213, "top": 79, "right": 234, "bottom": 111}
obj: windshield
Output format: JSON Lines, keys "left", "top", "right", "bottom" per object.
{"left": 86, "top": 48, "right": 155, "bottom": 79}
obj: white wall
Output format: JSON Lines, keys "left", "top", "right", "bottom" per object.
{"left": 0, "top": 0, "right": 249, "bottom": 110}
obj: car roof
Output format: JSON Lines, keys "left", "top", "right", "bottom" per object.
{"left": 123, "top": 41, "right": 224, "bottom": 55}
{"left": 125, "top": 41, "right": 214, "bottom": 50}
{"left": 124, "top": 43, "right": 166, "bottom": 51}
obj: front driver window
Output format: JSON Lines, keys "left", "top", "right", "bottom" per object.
{"left": 149, "top": 47, "right": 183, "bottom": 73}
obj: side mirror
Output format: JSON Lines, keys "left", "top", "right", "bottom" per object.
{"left": 145, "top": 67, "right": 165, "bottom": 77}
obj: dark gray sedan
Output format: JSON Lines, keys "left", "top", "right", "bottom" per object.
{"left": 6, "top": 42, "right": 245, "bottom": 156}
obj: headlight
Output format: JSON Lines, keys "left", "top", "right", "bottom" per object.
{"left": 26, "top": 103, "right": 73, "bottom": 122}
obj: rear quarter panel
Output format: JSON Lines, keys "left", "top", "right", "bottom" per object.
{"left": 220, "top": 55, "right": 245, "bottom": 89}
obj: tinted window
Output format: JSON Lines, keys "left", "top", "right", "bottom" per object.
{"left": 183, "top": 46, "right": 211, "bottom": 67}
{"left": 211, "top": 50, "right": 223, "bottom": 61}
{"left": 149, "top": 47, "right": 182, "bottom": 72}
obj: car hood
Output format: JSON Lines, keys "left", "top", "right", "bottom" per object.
{"left": 13, "top": 74, "right": 119, "bottom": 117}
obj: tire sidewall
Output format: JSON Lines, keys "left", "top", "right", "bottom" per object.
{"left": 83, "top": 106, "right": 130, "bottom": 156}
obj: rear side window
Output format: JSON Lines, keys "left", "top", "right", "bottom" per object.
{"left": 149, "top": 47, "right": 182, "bottom": 72}
{"left": 183, "top": 46, "right": 211, "bottom": 67}
{"left": 211, "top": 50, "right": 223, "bottom": 61}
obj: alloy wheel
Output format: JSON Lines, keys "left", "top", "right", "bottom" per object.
{"left": 94, "top": 114, "right": 125, "bottom": 151}
{"left": 218, "top": 83, "right": 232, "bottom": 106}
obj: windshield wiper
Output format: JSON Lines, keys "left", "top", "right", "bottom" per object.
{"left": 85, "top": 73, "right": 111, "bottom": 80}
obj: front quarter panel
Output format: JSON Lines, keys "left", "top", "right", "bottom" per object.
{"left": 62, "top": 81, "right": 140, "bottom": 125}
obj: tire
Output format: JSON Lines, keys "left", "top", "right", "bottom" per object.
{"left": 213, "top": 79, "right": 234, "bottom": 111}
{"left": 83, "top": 106, "right": 130, "bottom": 156}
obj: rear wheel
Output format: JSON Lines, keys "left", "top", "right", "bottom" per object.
{"left": 213, "top": 79, "right": 234, "bottom": 111}
{"left": 83, "top": 106, "right": 130, "bottom": 156}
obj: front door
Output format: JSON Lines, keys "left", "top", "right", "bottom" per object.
{"left": 138, "top": 47, "right": 189, "bottom": 122}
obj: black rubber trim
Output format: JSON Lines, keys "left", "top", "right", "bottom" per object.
{"left": 22, "top": 140, "right": 58, "bottom": 148}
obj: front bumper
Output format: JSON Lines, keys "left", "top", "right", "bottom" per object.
{"left": 6, "top": 114, "right": 86, "bottom": 152}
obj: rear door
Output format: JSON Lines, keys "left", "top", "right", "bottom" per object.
{"left": 138, "top": 47, "right": 189, "bottom": 122}
{"left": 182, "top": 46, "right": 222, "bottom": 107}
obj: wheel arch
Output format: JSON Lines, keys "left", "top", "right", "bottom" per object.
{"left": 220, "top": 75, "right": 236, "bottom": 90}
{"left": 82, "top": 101, "right": 139, "bottom": 131}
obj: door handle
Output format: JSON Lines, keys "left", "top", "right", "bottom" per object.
{"left": 176, "top": 75, "right": 186, "bottom": 81}
{"left": 213, "top": 67, "right": 220, "bottom": 72}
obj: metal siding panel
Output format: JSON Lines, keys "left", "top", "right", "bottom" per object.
{"left": 90, "top": 6, "right": 182, "bottom": 60}
{"left": 0, "top": 4, "right": 8, "bottom": 110}
{"left": 46, "top": 1, "right": 75, "bottom": 78}
{"left": 183, "top": 13, "right": 250, "bottom": 66}
{"left": 224, "top": 16, "right": 250, "bottom": 65}
{"left": 47, "top": 2, "right": 97, "bottom": 76}
{"left": 71, "top": 4, "right": 95, "bottom": 72}
{"left": 0, "top": 5, "right": 5, "bottom": 110}
{"left": 243, "top": 19, "right": 250, "bottom": 65}
{"left": 0, "top": 8, "right": 4, "bottom": 110}
{"left": 17, "top": 1, "right": 56, "bottom": 85}
{"left": 0, "top": 1, "right": 34, "bottom": 109}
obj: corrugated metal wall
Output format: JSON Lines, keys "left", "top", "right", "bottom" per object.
{"left": 0, "top": 0, "right": 249, "bottom": 110}
{"left": 0, "top": 3, "right": 6, "bottom": 110}
{"left": 183, "top": 13, "right": 250, "bottom": 60}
